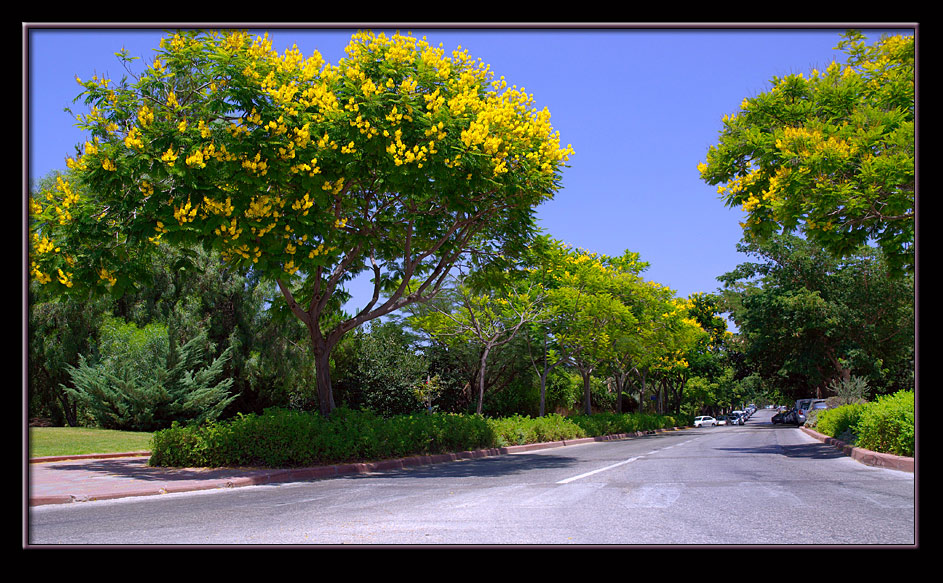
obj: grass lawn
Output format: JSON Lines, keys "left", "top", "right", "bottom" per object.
{"left": 29, "top": 427, "right": 153, "bottom": 458}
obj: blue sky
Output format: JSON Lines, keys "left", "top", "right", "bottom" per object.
{"left": 25, "top": 24, "right": 915, "bottom": 314}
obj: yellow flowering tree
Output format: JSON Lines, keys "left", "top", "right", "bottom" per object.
{"left": 29, "top": 29, "right": 573, "bottom": 416}
{"left": 697, "top": 30, "right": 915, "bottom": 275}
{"left": 527, "top": 240, "right": 645, "bottom": 415}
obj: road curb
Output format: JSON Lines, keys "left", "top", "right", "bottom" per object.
{"left": 800, "top": 427, "right": 914, "bottom": 473}
{"left": 29, "top": 451, "right": 151, "bottom": 464}
{"left": 29, "top": 427, "right": 689, "bottom": 506}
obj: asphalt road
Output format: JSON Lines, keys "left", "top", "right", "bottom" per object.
{"left": 27, "top": 410, "right": 916, "bottom": 546}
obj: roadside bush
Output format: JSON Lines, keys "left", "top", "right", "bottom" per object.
{"left": 149, "top": 406, "right": 689, "bottom": 469}
{"left": 570, "top": 411, "right": 679, "bottom": 436}
{"left": 814, "top": 402, "right": 868, "bottom": 443}
{"left": 854, "top": 390, "right": 914, "bottom": 457}
{"left": 149, "top": 407, "right": 498, "bottom": 468}
{"left": 64, "top": 318, "right": 237, "bottom": 432}
{"left": 489, "top": 414, "right": 586, "bottom": 446}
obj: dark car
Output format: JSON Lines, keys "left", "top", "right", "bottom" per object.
{"left": 777, "top": 408, "right": 802, "bottom": 426}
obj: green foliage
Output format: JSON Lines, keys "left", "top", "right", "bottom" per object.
{"left": 699, "top": 30, "right": 915, "bottom": 274}
{"left": 489, "top": 413, "right": 586, "bottom": 446}
{"left": 719, "top": 234, "right": 914, "bottom": 401}
{"left": 568, "top": 411, "right": 681, "bottom": 436}
{"left": 28, "top": 284, "right": 109, "bottom": 426}
{"left": 31, "top": 30, "right": 573, "bottom": 417}
{"left": 340, "top": 321, "right": 428, "bottom": 417}
{"left": 814, "top": 402, "right": 867, "bottom": 442}
{"left": 854, "top": 390, "right": 914, "bottom": 457}
{"left": 148, "top": 406, "right": 686, "bottom": 468}
{"left": 149, "top": 407, "right": 497, "bottom": 467}
{"left": 64, "top": 317, "right": 238, "bottom": 431}
{"left": 813, "top": 390, "right": 914, "bottom": 457}
{"left": 829, "top": 375, "right": 871, "bottom": 405}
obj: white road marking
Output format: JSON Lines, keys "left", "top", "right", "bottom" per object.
{"left": 556, "top": 456, "right": 642, "bottom": 484}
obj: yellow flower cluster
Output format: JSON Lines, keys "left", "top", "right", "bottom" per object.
{"left": 138, "top": 104, "right": 154, "bottom": 127}
{"left": 98, "top": 267, "right": 117, "bottom": 286}
{"left": 161, "top": 147, "right": 178, "bottom": 166}
{"left": 185, "top": 148, "right": 207, "bottom": 168}
{"left": 291, "top": 192, "right": 315, "bottom": 215}
{"left": 241, "top": 152, "right": 269, "bottom": 175}
{"left": 321, "top": 178, "right": 345, "bottom": 194}
{"left": 214, "top": 217, "right": 243, "bottom": 240}
{"left": 56, "top": 268, "right": 73, "bottom": 288}
{"left": 124, "top": 126, "right": 144, "bottom": 149}
{"left": 33, "top": 233, "right": 57, "bottom": 255}
{"left": 173, "top": 197, "right": 198, "bottom": 224}
{"left": 30, "top": 261, "right": 52, "bottom": 284}
{"left": 203, "top": 195, "right": 234, "bottom": 217}
{"left": 244, "top": 194, "right": 281, "bottom": 220}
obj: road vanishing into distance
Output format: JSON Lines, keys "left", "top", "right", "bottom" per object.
{"left": 28, "top": 409, "right": 916, "bottom": 546}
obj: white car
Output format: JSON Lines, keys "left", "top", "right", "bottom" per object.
{"left": 694, "top": 416, "right": 717, "bottom": 427}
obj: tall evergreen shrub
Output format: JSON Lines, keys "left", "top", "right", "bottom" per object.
{"left": 63, "top": 317, "right": 238, "bottom": 431}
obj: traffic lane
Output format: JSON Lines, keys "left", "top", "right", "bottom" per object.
{"left": 546, "top": 422, "right": 914, "bottom": 545}
{"left": 27, "top": 430, "right": 699, "bottom": 545}
{"left": 28, "top": 423, "right": 914, "bottom": 545}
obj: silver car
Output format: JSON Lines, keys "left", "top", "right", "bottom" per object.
{"left": 694, "top": 416, "right": 718, "bottom": 427}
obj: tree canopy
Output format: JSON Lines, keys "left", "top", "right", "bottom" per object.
{"left": 718, "top": 234, "right": 914, "bottom": 399}
{"left": 698, "top": 30, "right": 915, "bottom": 275}
{"left": 29, "top": 29, "right": 574, "bottom": 415}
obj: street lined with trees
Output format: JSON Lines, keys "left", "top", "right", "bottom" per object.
{"left": 28, "top": 29, "right": 914, "bottom": 464}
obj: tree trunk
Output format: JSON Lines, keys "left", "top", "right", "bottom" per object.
{"left": 615, "top": 372, "right": 627, "bottom": 414}
{"left": 312, "top": 342, "right": 336, "bottom": 417}
{"left": 538, "top": 337, "right": 549, "bottom": 417}
{"left": 476, "top": 346, "right": 491, "bottom": 415}
{"left": 582, "top": 369, "right": 593, "bottom": 416}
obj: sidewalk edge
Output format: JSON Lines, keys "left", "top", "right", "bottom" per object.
{"left": 800, "top": 427, "right": 914, "bottom": 472}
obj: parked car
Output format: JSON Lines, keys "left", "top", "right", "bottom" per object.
{"left": 776, "top": 408, "right": 802, "bottom": 426}
{"left": 771, "top": 410, "right": 785, "bottom": 424}
{"left": 726, "top": 413, "right": 744, "bottom": 426}
{"left": 716, "top": 416, "right": 728, "bottom": 426}
{"left": 694, "top": 416, "right": 718, "bottom": 427}
{"left": 794, "top": 398, "right": 826, "bottom": 425}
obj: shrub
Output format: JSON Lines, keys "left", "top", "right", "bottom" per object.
{"left": 854, "top": 390, "right": 914, "bottom": 457}
{"left": 569, "top": 411, "right": 678, "bottom": 436}
{"left": 64, "top": 318, "right": 237, "bottom": 431}
{"left": 489, "top": 414, "right": 585, "bottom": 446}
{"left": 149, "top": 407, "right": 687, "bottom": 469}
{"left": 814, "top": 403, "right": 868, "bottom": 442}
{"left": 829, "top": 375, "right": 871, "bottom": 405}
{"left": 149, "top": 407, "right": 499, "bottom": 468}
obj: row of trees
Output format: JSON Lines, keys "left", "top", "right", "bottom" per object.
{"left": 28, "top": 225, "right": 737, "bottom": 427}
{"left": 405, "top": 234, "right": 723, "bottom": 418}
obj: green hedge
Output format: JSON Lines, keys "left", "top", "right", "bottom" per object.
{"left": 811, "top": 390, "right": 914, "bottom": 457}
{"left": 149, "top": 408, "right": 683, "bottom": 468}
{"left": 854, "top": 391, "right": 914, "bottom": 457}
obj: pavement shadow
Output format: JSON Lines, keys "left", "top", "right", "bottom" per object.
{"left": 714, "top": 440, "right": 846, "bottom": 461}
{"left": 37, "top": 457, "right": 269, "bottom": 482}
{"left": 341, "top": 451, "right": 581, "bottom": 480}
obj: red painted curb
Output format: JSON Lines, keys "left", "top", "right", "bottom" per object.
{"left": 801, "top": 427, "right": 914, "bottom": 472}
